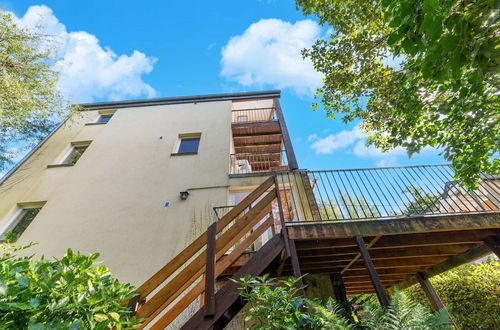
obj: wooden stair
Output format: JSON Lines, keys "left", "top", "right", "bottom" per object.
{"left": 181, "top": 234, "right": 285, "bottom": 329}
{"left": 128, "top": 176, "right": 294, "bottom": 329}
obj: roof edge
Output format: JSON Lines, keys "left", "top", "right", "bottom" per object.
{"left": 79, "top": 90, "right": 281, "bottom": 110}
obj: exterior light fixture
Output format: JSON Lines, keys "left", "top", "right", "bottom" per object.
{"left": 180, "top": 191, "right": 189, "bottom": 200}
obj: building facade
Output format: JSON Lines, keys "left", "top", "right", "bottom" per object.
{"left": 0, "top": 90, "right": 296, "bottom": 286}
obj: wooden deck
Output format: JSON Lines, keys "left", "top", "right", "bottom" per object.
{"left": 222, "top": 212, "right": 500, "bottom": 295}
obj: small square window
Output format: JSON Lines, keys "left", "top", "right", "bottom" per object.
{"left": 178, "top": 138, "right": 200, "bottom": 154}
{"left": 1, "top": 206, "right": 43, "bottom": 241}
{"left": 173, "top": 134, "right": 201, "bottom": 155}
{"left": 63, "top": 145, "right": 89, "bottom": 165}
{"left": 98, "top": 114, "right": 113, "bottom": 123}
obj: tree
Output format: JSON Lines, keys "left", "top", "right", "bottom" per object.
{"left": 319, "top": 194, "right": 381, "bottom": 220}
{"left": 0, "top": 10, "right": 71, "bottom": 171}
{"left": 403, "top": 186, "right": 439, "bottom": 215}
{"left": 296, "top": 0, "right": 499, "bottom": 189}
{"left": 0, "top": 235, "right": 140, "bottom": 329}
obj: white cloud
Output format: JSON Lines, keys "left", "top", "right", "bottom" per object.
{"left": 220, "top": 19, "right": 323, "bottom": 95}
{"left": 13, "top": 5, "right": 157, "bottom": 103}
{"left": 309, "top": 126, "right": 443, "bottom": 167}
{"left": 307, "top": 134, "right": 318, "bottom": 142}
{"left": 352, "top": 141, "right": 407, "bottom": 158}
{"left": 311, "top": 126, "right": 364, "bottom": 154}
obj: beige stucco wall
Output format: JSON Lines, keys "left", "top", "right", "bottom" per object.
{"left": 0, "top": 100, "right": 235, "bottom": 286}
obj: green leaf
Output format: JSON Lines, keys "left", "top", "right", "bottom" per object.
{"left": 94, "top": 313, "right": 109, "bottom": 322}
{"left": 109, "top": 312, "right": 120, "bottom": 321}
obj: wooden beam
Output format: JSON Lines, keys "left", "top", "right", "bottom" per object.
{"left": 342, "top": 236, "right": 381, "bottom": 274}
{"left": 288, "top": 213, "right": 500, "bottom": 240}
{"left": 395, "top": 243, "right": 492, "bottom": 290}
{"left": 204, "top": 223, "right": 216, "bottom": 317}
{"left": 483, "top": 235, "right": 500, "bottom": 258}
{"left": 273, "top": 97, "right": 298, "bottom": 169}
{"left": 415, "top": 273, "right": 444, "bottom": 311}
{"left": 371, "top": 231, "right": 489, "bottom": 249}
{"left": 298, "top": 244, "right": 472, "bottom": 261}
{"left": 295, "top": 237, "right": 373, "bottom": 250}
{"left": 344, "top": 267, "right": 427, "bottom": 277}
{"left": 356, "top": 236, "right": 391, "bottom": 308}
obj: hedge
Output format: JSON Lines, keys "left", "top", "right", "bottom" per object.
{"left": 405, "top": 259, "right": 500, "bottom": 329}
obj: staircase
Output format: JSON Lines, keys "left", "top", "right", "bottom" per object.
{"left": 128, "top": 176, "right": 296, "bottom": 329}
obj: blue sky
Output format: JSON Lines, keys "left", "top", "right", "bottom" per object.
{"left": 2, "top": 0, "right": 446, "bottom": 173}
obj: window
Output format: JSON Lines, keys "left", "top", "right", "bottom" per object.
{"left": 237, "top": 115, "right": 248, "bottom": 122}
{"left": 97, "top": 114, "right": 113, "bottom": 123}
{"left": 1, "top": 205, "right": 44, "bottom": 241}
{"left": 62, "top": 145, "right": 89, "bottom": 165}
{"left": 173, "top": 134, "right": 201, "bottom": 155}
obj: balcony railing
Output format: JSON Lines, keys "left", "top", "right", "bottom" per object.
{"left": 230, "top": 150, "right": 289, "bottom": 175}
{"left": 231, "top": 107, "right": 276, "bottom": 124}
{"left": 274, "top": 165, "right": 500, "bottom": 223}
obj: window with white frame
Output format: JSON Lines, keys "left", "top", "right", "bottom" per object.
{"left": 97, "top": 114, "right": 113, "bottom": 123}
{"left": 62, "top": 142, "right": 90, "bottom": 165}
{"left": 173, "top": 133, "right": 201, "bottom": 155}
{"left": 0, "top": 204, "right": 45, "bottom": 241}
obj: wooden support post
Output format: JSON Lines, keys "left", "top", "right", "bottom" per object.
{"left": 204, "top": 223, "right": 216, "bottom": 318}
{"left": 415, "top": 272, "right": 457, "bottom": 329}
{"left": 330, "top": 274, "right": 348, "bottom": 303}
{"left": 330, "top": 273, "right": 354, "bottom": 323}
{"left": 355, "top": 235, "right": 391, "bottom": 308}
{"left": 415, "top": 272, "right": 444, "bottom": 311}
{"left": 483, "top": 236, "right": 500, "bottom": 258}
{"left": 289, "top": 239, "right": 305, "bottom": 296}
{"left": 273, "top": 175, "right": 304, "bottom": 296}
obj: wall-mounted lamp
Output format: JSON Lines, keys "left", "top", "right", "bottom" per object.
{"left": 179, "top": 191, "right": 189, "bottom": 200}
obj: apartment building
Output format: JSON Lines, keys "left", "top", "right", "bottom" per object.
{"left": 0, "top": 90, "right": 294, "bottom": 286}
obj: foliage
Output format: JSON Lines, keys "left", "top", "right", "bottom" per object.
{"left": 360, "top": 292, "right": 451, "bottom": 329}
{"left": 405, "top": 259, "right": 500, "bottom": 329}
{"left": 0, "top": 10, "right": 72, "bottom": 171}
{"left": 0, "top": 235, "right": 140, "bottom": 329}
{"left": 233, "top": 275, "right": 449, "bottom": 329}
{"left": 232, "top": 274, "right": 317, "bottom": 329}
{"left": 403, "top": 186, "right": 439, "bottom": 215}
{"left": 296, "top": 0, "right": 499, "bottom": 189}
{"left": 319, "top": 194, "right": 381, "bottom": 220}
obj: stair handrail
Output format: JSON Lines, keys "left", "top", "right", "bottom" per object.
{"left": 130, "top": 176, "right": 280, "bottom": 329}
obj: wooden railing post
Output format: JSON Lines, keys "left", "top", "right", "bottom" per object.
{"left": 205, "top": 223, "right": 216, "bottom": 318}
{"left": 274, "top": 175, "right": 304, "bottom": 296}
{"left": 274, "top": 175, "right": 291, "bottom": 255}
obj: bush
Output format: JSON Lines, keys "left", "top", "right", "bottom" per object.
{"left": 233, "top": 274, "right": 450, "bottom": 330}
{"left": 0, "top": 237, "right": 140, "bottom": 329}
{"left": 405, "top": 259, "right": 500, "bottom": 330}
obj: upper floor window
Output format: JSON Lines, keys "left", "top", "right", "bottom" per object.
{"left": 48, "top": 141, "right": 92, "bottom": 168}
{"left": 173, "top": 134, "right": 201, "bottom": 155}
{"left": 86, "top": 111, "right": 115, "bottom": 125}
{"left": 0, "top": 203, "right": 45, "bottom": 241}
{"left": 97, "top": 114, "right": 113, "bottom": 123}
{"left": 63, "top": 144, "right": 89, "bottom": 165}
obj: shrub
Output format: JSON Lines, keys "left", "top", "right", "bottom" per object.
{"left": 233, "top": 274, "right": 449, "bottom": 329}
{"left": 0, "top": 236, "right": 140, "bottom": 329}
{"left": 405, "top": 259, "right": 500, "bottom": 330}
